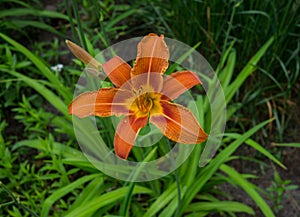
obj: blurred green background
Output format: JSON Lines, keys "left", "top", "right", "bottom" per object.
{"left": 0, "top": 0, "right": 299, "bottom": 216}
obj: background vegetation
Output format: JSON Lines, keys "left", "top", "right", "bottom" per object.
{"left": 0, "top": 0, "right": 299, "bottom": 216}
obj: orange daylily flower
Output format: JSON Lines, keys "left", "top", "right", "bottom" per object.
{"left": 67, "top": 33, "right": 208, "bottom": 159}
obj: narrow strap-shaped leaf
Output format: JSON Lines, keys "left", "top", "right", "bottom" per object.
{"left": 225, "top": 133, "right": 286, "bottom": 169}
{"left": 220, "top": 164, "right": 275, "bottom": 217}
{"left": 143, "top": 183, "right": 177, "bottom": 217}
{"left": 41, "top": 174, "right": 101, "bottom": 217}
{"left": 186, "top": 201, "right": 254, "bottom": 214}
{"left": 0, "top": 33, "right": 71, "bottom": 102}
{"left": 225, "top": 36, "right": 274, "bottom": 103}
{"left": 64, "top": 186, "right": 152, "bottom": 217}
{"left": 177, "top": 118, "right": 274, "bottom": 216}
{"left": 1, "top": 68, "right": 69, "bottom": 116}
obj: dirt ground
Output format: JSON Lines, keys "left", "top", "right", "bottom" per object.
{"left": 219, "top": 147, "right": 300, "bottom": 217}
{"left": 216, "top": 101, "right": 300, "bottom": 217}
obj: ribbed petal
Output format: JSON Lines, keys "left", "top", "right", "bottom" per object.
{"left": 161, "top": 71, "right": 202, "bottom": 100}
{"left": 114, "top": 115, "right": 148, "bottom": 159}
{"left": 68, "top": 87, "right": 133, "bottom": 118}
{"left": 130, "top": 72, "right": 163, "bottom": 93}
{"left": 150, "top": 101, "right": 208, "bottom": 144}
{"left": 102, "top": 56, "right": 132, "bottom": 87}
{"left": 131, "top": 33, "right": 169, "bottom": 78}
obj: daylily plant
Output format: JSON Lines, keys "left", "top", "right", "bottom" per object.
{"left": 67, "top": 33, "right": 208, "bottom": 159}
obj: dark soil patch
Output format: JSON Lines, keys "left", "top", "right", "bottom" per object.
{"left": 219, "top": 147, "right": 300, "bottom": 217}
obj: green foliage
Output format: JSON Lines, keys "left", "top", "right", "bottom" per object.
{"left": 0, "top": 0, "right": 67, "bottom": 39}
{"left": 0, "top": 0, "right": 299, "bottom": 216}
{"left": 266, "top": 171, "right": 298, "bottom": 214}
{"left": 132, "top": 0, "right": 300, "bottom": 143}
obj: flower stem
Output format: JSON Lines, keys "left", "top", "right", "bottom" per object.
{"left": 166, "top": 140, "right": 182, "bottom": 217}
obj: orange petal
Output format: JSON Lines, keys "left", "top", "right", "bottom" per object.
{"left": 66, "top": 40, "right": 101, "bottom": 71}
{"left": 161, "top": 71, "right": 202, "bottom": 100}
{"left": 150, "top": 101, "right": 208, "bottom": 144}
{"left": 102, "top": 56, "right": 132, "bottom": 87}
{"left": 130, "top": 72, "right": 163, "bottom": 93}
{"left": 131, "top": 33, "right": 169, "bottom": 77}
{"left": 68, "top": 88, "right": 133, "bottom": 118}
{"left": 114, "top": 115, "right": 148, "bottom": 159}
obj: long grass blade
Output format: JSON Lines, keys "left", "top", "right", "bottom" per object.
{"left": 225, "top": 133, "right": 286, "bottom": 169}
{"left": 41, "top": 174, "right": 101, "bottom": 217}
{"left": 178, "top": 118, "right": 274, "bottom": 216}
{"left": 0, "top": 69, "right": 69, "bottom": 116}
{"left": 220, "top": 164, "right": 275, "bottom": 217}
{"left": 64, "top": 186, "right": 152, "bottom": 217}
{"left": 0, "top": 33, "right": 71, "bottom": 102}
{"left": 0, "top": 8, "right": 69, "bottom": 20}
{"left": 143, "top": 183, "right": 177, "bottom": 217}
{"left": 225, "top": 36, "right": 274, "bottom": 103}
{"left": 272, "top": 142, "right": 300, "bottom": 148}
{"left": 186, "top": 201, "right": 254, "bottom": 214}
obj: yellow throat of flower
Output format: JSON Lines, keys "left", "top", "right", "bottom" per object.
{"left": 135, "top": 93, "right": 153, "bottom": 113}
{"left": 131, "top": 90, "right": 162, "bottom": 117}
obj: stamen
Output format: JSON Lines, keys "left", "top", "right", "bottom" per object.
{"left": 135, "top": 92, "right": 153, "bottom": 113}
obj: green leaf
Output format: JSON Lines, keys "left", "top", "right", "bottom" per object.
{"left": 64, "top": 186, "right": 152, "bottom": 217}
{"left": 225, "top": 133, "right": 286, "bottom": 169}
{"left": 13, "top": 139, "right": 83, "bottom": 160}
{"left": 0, "top": 8, "right": 69, "bottom": 20}
{"left": 143, "top": 183, "right": 177, "bottom": 217}
{"left": 41, "top": 174, "right": 101, "bottom": 217}
{"left": 159, "top": 186, "right": 188, "bottom": 217}
{"left": 216, "top": 40, "right": 236, "bottom": 74}
{"left": 272, "top": 142, "right": 300, "bottom": 148}
{"left": 67, "top": 176, "right": 105, "bottom": 213}
{"left": 178, "top": 118, "right": 274, "bottom": 216}
{"left": 225, "top": 36, "right": 274, "bottom": 103}
{"left": 105, "top": 8, "right": 137, "bottom": 31}
{"left": 8, "top": 20, "right": 64, "bottom": 37}
{"left": 218, "top": 49, "right": 236, "bottom": 90}
{"left": 220, "top": 164, "right": 275, "bottom": 217}
{"left": 186, "top": 201, "right": 254, "bottom": 214}
{"left": 166, "top": 42, "right": 201, "bottom": 75}
{"left": 0, "top": 69, "right": 69, "bottom": 116}
{"left": 120, "top": 147, "right": 158, "bottom": 216}
{"left": 0, "top": 33, "right": 71, "bottom": 102}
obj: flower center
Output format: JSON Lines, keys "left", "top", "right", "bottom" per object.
{"left": 129, "top": 86, "right": 163, "bottom": 117}
{"left": 135, "top": 93, "right": 153, "bottom": 113}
